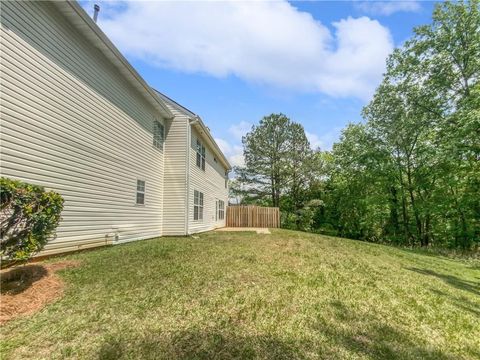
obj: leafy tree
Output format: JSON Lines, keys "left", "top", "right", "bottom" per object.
{"left": 233, "top": 1, "right": 479, "bottom": 249}
{"left": 321, "top": 0, "right": 479, "bottom": 248}
{"left": 0, "top": 177, "right": 64, "bottom": 261}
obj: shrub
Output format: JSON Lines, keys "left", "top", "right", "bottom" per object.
{"left": 0, "top": 177, "right": 64, "bottom": 261}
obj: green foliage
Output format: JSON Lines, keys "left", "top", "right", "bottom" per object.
{"left": 235, "top": 113, "right": 325, "bottom": 230}
{"left": 0, "top": 177, "right": 64, "bottom": 260}
{"left": 318, "top": 0, "right": 480, "bottom": 249}
{"left": 232, "top": 114, "right": 319, "bottom": 211}
{"left": 235, "top": 1, "right": 479, "bottom": 249}
{"left": 236, "top": 113, "right": 294, "bottom": 207}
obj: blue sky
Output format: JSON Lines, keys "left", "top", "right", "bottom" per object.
{"left": 80, "top": 1, "right": 438, "bottom": 166}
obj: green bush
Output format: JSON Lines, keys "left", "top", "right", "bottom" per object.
{"left": 0, "top": 177, "right": 64, "bottom": 260}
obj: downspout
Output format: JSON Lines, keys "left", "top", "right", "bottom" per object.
{"left": 186, "top": 117, "right": 200, "bottom": 235}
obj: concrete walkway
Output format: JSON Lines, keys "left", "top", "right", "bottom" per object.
{"left": 216, "top": 227, "right": 271, "bottom": 234}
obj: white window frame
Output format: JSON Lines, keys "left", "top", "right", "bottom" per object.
{"left": 194, "top": 190, "right": 204, "bottom": 221}
{"left": 153, "top": 121, "right": 164, "bottom": 149}
{"left": 136, "top": 179, "right": 146, "bottom": 205}
{"left": 218, "top": 200, "right": 225, "bottom": 220}
{"left": 196, "top": 139, "right": 206, "bottom": 171}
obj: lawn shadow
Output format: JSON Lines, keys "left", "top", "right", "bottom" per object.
{"left": 97, "top": 329, "right": 301, "bottom": 360}
{"left": 407, "top": 267, "right": 479, "bottom": 296}
{"left": 0, "top": 265, "right": 48, "bottom": 295}
{"left": 429, "top": 288, "right": 480, "bottom": 317}
{"left": 310, "top": 300, "right": 457, "bottom": 360}
{"left": 96, "top": 304, "right": 463, "bottom": 360}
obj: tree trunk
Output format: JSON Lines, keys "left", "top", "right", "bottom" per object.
{"left": 406, "top": 163, "right": 423, "bottom": 245}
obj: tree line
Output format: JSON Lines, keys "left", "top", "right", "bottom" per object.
{"left": 232, "top": 0, "right": 479, "bottom": 249}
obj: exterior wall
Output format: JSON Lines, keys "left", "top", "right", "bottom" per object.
{"left": 162, "top": 104, "right": 189, "bottom": 235}
{"left": 0, "top": 1, "right": 166, "bottom": 255}
{"left": 188, "top": 126, "right": 229, "bottom": 234}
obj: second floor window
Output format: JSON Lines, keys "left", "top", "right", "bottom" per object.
{"left": 196, "top": 139, "right": 205, "bottom": 170}
{"left": 153, "top": 121, "right": 164, "bottom": 149}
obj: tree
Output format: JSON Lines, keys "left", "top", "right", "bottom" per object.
{"left": 321, "top": 0, "right": 479, "bottom": 248}
{"left": 235, "top": 113, "right": 325, "bottom": 230}
{"left": 282, "top": 123, "right": 320, "bottom": 229}
{"left": 237, "top": 113, "right": 293, "bottom": 207}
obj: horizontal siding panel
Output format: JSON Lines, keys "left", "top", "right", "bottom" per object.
{"left": 2, "top": 1, "right": 153, "bottom": 123}
{"left": 0, "top": 2, "right": 166, "bottom": 255}
{"left": 0, "top": 60, "right": 162, "bottom": 163}
{"left": 188, "top": 127, "right": 229, "bottom": 234}
{"left": 161, "top": 103, "right": 188, "bottom": 235}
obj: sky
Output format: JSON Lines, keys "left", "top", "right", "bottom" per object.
{"left": 80, "top": 0, "right": 438, "bottom": 167}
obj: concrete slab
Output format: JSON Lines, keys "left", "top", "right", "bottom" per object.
{"left": 216, "top": 227, "right": 271, "bottom": 234}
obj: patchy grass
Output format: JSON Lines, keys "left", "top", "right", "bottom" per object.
{"left": 0, "top": 229, "right": 479, "bottom": 359}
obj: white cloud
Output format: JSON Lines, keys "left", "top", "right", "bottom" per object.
{"left": 306, "top": 132, "right": 323, "bottom": 150}
{"left": 354, "top": 1, "right": 421, "bottom": 16}
{"left": 93, "top": 1, "right": 394, "bottom": 100}
{"left": 306, "top": 127, "right": 343, "bottom": 151}
{"left": 215, "top": 138, "right": 244, "bottom": 167}
{"left": 229, "top": 121, "right": 252, "bottom": 142}
{"left": 214, "top": 120, "right": 252, "bottom": 167}
{"left": 215, "top": 138, "right": 233, "bottom": 157}
{"left": 229, "top": 149, "right": 245, "bottom": 168}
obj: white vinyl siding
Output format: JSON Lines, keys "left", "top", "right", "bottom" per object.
{"left": 188, "top": 127, "right": 229, "bottom": 233}
{"left": 0, "top": 1, "right": 165, "bottom": 255}
{"left": 158, "top": 94, "right": 229, "bottom": 235}
{"left": 161, "top": 101, "right": 189, "bottom": 236}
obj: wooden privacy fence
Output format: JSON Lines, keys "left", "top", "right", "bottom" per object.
{"left": 226, "top": 206, "right": 280, "bottom": 228}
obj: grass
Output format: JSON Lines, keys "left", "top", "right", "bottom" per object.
{"left": 1, "top": 229, "right": 479, "bottom": 359}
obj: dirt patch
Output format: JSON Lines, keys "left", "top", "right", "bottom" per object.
{"left": 0, "top": 260, "right": 80, "bottom": 324}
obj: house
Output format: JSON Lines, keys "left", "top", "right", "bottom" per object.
{"left": 0, "top": 1, "right": 231, "bottom": 256}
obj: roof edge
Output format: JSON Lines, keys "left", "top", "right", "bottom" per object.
{"left": 152, "top": 88, "right": 231, "bottom": 170}
{"left": 152, "top": 89, "right": 197, "bottom": 118}
{"left": 53, "top": 1, "right": 173, "bottom": 119}
{"left": 190, "top": 117, "right": 232, "bottom": 171}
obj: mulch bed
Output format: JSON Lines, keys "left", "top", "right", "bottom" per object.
{"left": 0, "top": 260, "right": 80, "bottom": 324}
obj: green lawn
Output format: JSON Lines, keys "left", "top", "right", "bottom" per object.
{"left": 1, "top": 229, "right": 479, "bottom": 359}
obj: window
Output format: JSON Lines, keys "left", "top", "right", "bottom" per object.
{"left": 196, "top": 139, "right": 205, "bottom": 171}
{"left": 153, "top": 121, "right": 164, "bottom": 149}
{"left": 194, "top": 190, "right": 204, "bottom": 220}
{"left": 218, "top": 200, "right": 225, "bottom": 220}
{"left": 136, "top": 180, "right": 145, "bottom": 205}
